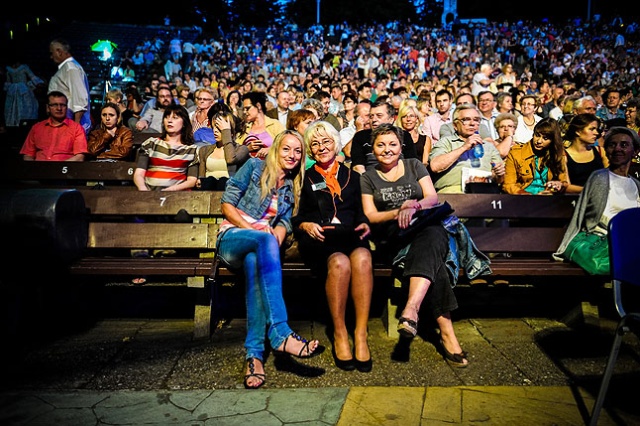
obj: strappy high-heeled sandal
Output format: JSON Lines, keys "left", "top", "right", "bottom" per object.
{"left": 243, "top": 357, "right": 266, "bottom": 389}
{"left": 276, "top": 333, "right": 325, "bottom": 358}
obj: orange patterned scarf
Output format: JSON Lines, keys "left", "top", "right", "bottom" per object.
{"left": 313, "top": 160, "right": 341, "bottom": 200}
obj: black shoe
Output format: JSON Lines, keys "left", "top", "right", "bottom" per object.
{"left": 397, "top": 316, "right": 418, "bottom": 338}
{"left": 440, "top": 340, "right": 469, "bottom": 368}
{"left": 332, "top": 347, "right": 355, "bottom": 371}
{"left": 354, "top": 357, "right": 372, "bottom": 373}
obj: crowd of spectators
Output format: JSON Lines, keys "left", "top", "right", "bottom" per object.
{"left": 12, "top": 16, "right": 640, "bottom": 187}
{"left": 112, "top": 17, "right": 640, "bottom": 112}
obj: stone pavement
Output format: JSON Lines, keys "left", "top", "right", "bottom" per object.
{"left": 2, "top": 313, "right": 640, "bottom": 425}
{"left": 1, "top": 282, "right": 640, "bottom": 425}
{"left": 0, "top": 385, "right": 628, "bottom": 425}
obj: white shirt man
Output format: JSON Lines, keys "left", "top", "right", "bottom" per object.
{"left": 471, "top": 64, "right": 494, "bottom": 97}
{"left": 48, "top": 39, "right": 92, "bottom": 134}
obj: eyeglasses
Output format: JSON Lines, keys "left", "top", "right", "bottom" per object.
{"left": 604, "top": 141, "right": 632, "bottom": 149}
{"left": 242, "top": 104, "right": 254, "bottom": 112}
{"left": 498, "top": 124, "right": 516, "bottom": 129}
{"left": 479, "top": 99, "right": 495, "bottom": 103}
{"left": 48, "top": 103, "right": 67, "bottom": 108}
{"left": 402, "top": 114, "right": 418, "bottom": 119}
{"left": 196, "top": 97, "right": 214, "bottom": 102}
{"left": 309, "top": 139, "right": 334, "bottom": 150}
{"left": 521, "top": 102, "right": 537, "bottom": 107}
{"left": 455, "top": 117, "right": 481, "bottom": 125}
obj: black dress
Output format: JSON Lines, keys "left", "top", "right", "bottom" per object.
{"left": 291, "top": 163, "right": 370, "bottom": 275}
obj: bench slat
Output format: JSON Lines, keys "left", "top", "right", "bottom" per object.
{"left": 3, "top": 161, "right": 137, "bottom": 182}
{"left": 215, "top": 258, "right": 586, "bottom": 278}
{"left": 71, "top": 258, "right": 214, "bottom": 276}
{"left": 467, "top": 227, "right": 567, "bottom": 253}
{"left": 214, "top": 262, "right": 395, "bottom": 278}
{"left": 486, "top": 258, "right": 589, "bottom": 276}
{"left": 88, "top": 223, "right": 219, "bottom": 249}
{"left": 80, "top": 190, "right": 223, "bottom": 215}
{"left": 440, "top": 194, "right": 578, "bottom": 218}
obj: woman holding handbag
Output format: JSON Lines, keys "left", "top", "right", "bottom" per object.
{"left": 360, "top": 123, "right": 469, "bottom": 368}
{"left": 553, "top": 127, "right": 640, "bottom": 275}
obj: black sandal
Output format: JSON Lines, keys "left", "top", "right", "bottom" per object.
{"left": 397, "top": 317, "right": 418, "bottom": 338}
{"left": 243, "top": 357, "right": 266, "bottom": 389}
{"left": 277, "top": 333, "right": 325, "bottom": 358}
{"left": 440, "top": 340, "right": 469, "bottom": 368}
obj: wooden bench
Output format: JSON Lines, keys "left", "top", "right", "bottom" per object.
{"left": 69, "top": 189, "right": 222, "bottom": 339}
{"left": 2, "top": 161, "right": 600, "bottom": 338}
{"left": 1, "top": 139, "right": 162, "bottom": 188}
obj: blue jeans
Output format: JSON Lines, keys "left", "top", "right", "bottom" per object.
{"left": 216, "top": 228, "right": 293, "bottom": 360}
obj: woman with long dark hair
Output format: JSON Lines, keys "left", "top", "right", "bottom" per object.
{"left": 503, "top": 117, "right": 569, "bottom": 194}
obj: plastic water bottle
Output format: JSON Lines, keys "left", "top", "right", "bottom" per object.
{"left": 473, "top": 142, "right": 484, "bottom": 158}
{"left": 470, "top": 143, "right": 483, "bottom": 167}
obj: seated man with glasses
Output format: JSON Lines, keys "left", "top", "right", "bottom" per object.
{"left": 189, "top": 87, "right": 217, "bottom": 139}
{"left": 429, "top": 103, "right": 505, "bottom": 193}
{"left": 134, "top": 87, "right": 176, "bottom": 133}
{"left": 20, "top": 91, "right": 88, "bottom": 161}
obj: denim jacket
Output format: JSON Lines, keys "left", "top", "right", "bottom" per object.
{"left": 220, "top": 158, "right": 296, "bottom": 234}
{"left": 441, "top": 215, "right": 492, "bottom": 286}
{"left": 391, "top": 215, "right": 492, "bottom": 287}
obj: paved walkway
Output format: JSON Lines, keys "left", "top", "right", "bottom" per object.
{"left": 2, "top": 309, "right": 640, "bottom": 425}
{"left": 0, "top": 385, "right": 623, "bottom": 425}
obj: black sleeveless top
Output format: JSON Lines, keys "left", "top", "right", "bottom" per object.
{"left": 414, "top": 134, "right": 428, "bottom": 162}
{"left": 565, "top": 147, "right": 605, "bottom": 187}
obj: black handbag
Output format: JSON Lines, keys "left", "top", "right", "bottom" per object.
{"left": 397, "top": 201, "right": 454, "bottom": 238}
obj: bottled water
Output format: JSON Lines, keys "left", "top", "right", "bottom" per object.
{"left": 473, "top": 143, "right": 484, "bottom": 158}
{"left": 470, "top": 143, "right": 483, "bottom": 167}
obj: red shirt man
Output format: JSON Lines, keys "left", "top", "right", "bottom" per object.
{"left": 20, "top": 91, "right": 87, "bottom": 161}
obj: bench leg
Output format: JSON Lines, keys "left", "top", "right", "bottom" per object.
{"left": 562, "top": 300, "right": 601, "bottom": 328}
{"left": 384, "top": 299, "right": 400, "bottom": 339}
{"left": 188, "top": 276, "right": 211, "bottom": 339}
{"left": 383, "top": 277, "right": 403, "bottom": 338}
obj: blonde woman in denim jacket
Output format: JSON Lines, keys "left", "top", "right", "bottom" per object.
{"left": 216, "top": 130, "right": 324, "bottom": 389}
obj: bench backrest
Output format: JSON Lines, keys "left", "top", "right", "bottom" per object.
{"left": 2, "top": 160, "right": 136, "bottom": 188}
{"left": 77, "top": 190, "right": 576, "bottom": 256}
{"left": 78, "top": 190, "right": 223, "bottom": 251}
{"left": 3, "top": 163, "right": 578, "bottom": 260}
{"left": 439, "top": 194, "right": 578, "bottom": 254}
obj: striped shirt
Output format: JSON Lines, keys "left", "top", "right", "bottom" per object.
{"left": 137, "top": 138, "right": 199, "bottom": 189}
{"left": 219, "top": 193, "right": 278, "bottom": 234}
